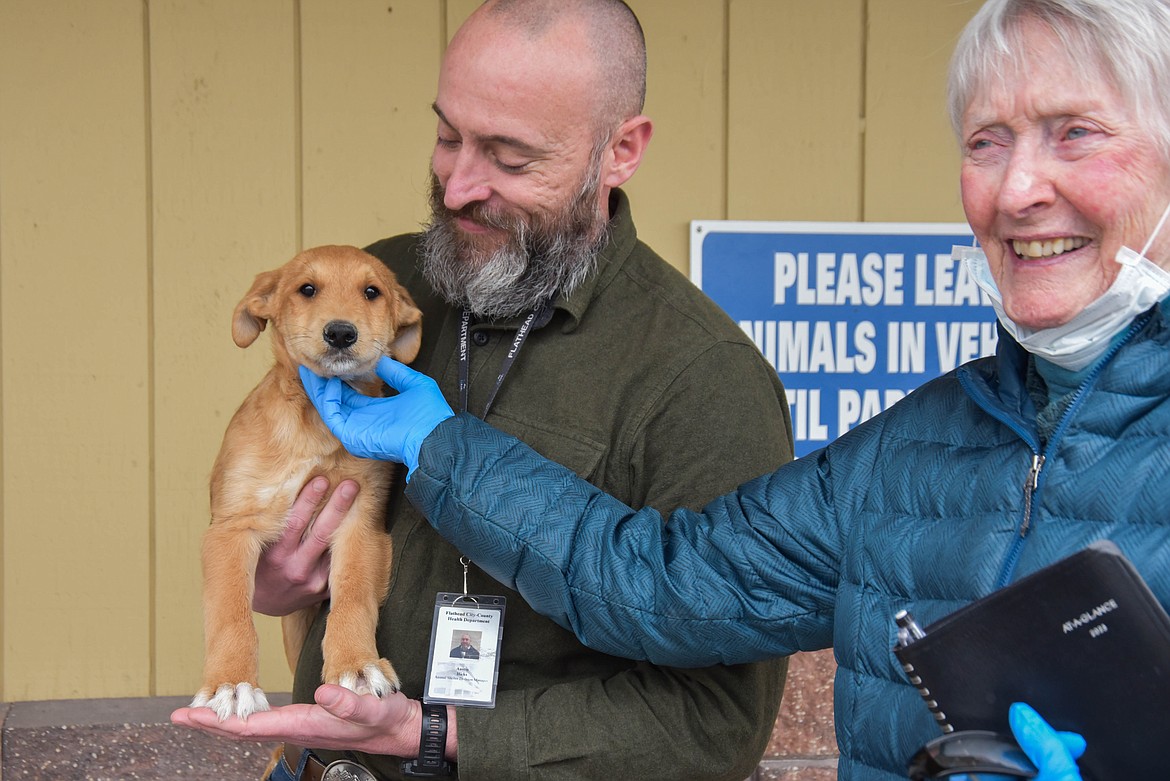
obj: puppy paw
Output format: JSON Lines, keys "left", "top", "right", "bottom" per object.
{"left": 335, "top": 660, "right": 401, "bottom": 698}
{"left": 190, "top": 682, "right": 271, "bottom": 721}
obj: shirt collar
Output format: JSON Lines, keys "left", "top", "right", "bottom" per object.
{"left": 552, "top": 188, "right": 637, "bottom": 333}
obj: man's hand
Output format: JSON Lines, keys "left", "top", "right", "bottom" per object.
{"left": 253, "top": 477, "right": 357, "bottom": 616}
{"left": 172, "top": 685, "right": 455, "bottom": 760}
{"left": 299, "top": 357, "right": 454, "bottom": 476}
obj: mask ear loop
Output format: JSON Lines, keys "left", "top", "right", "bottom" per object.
{"left": 1138, "top": 199, "right": 1170, "bottom": 260}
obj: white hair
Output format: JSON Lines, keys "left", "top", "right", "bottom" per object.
{"left": 948, "top": 0, "right": 1170, "bottom": 157}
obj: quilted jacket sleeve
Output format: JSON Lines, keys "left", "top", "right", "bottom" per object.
{"left": 407, "top": 413, "right": 848, "bottom": 668}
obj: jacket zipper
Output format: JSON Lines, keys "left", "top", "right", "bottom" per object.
{"left": 969, "top": 309, "right": 1158, "bottom": 588}
{"left": 1019, "top": 453, "right": 1045, "bottom": 537}
{"left": 996, "top": 452, "right": 1044, "bottom": 587}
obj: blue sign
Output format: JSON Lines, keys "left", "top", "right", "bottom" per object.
{"left": 691, "top": 221, "right": 994, "bottom": 457}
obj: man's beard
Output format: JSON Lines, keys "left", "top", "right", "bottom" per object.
{"left": 419, "top": 164, "right": 609, "bottom": 320}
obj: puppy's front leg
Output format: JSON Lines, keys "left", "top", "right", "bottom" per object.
{"left": 320, "top": 495, "right": 399, "bottom": 696}
{"left": 192, "top": 521, "right": 270, "bottom": 720}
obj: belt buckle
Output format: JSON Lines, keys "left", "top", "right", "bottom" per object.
{"left": 321, "top": 759, "right": 378, "bottom": 781}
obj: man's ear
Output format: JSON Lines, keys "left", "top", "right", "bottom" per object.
{"left": 602, "top": 115, "right": 653, "bottom": 190}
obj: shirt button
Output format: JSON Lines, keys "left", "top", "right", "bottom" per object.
{"left": 472, "top": 331, "right": 490, "bottom": 347}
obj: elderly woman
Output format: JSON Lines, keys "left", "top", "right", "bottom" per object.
{"left": 297, "top": 0, "right": 1170, "bottom": 777}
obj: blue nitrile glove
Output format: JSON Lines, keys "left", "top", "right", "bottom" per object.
{"left": 1008, "top": 702, "right": 1085, "bottom": 780}
{"left": 299, "top": 356, "right": 454, "bottom": 477}
{"left": 948, "top": 704, "right": 1084, "bottom": 781}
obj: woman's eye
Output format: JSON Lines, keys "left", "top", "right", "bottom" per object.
{"left": 299, "top": 284, "right": 316, "bottom": 298}
{"left": 1065, "top": 126, "right": 1089, "bottom": 141}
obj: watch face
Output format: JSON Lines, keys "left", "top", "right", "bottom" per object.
{"left": 322, "top": 760, "right": 378, "bottom": 781}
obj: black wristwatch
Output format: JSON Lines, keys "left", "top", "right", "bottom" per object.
{"left": 401, "top": 702, "right": 454, "bottom": 777}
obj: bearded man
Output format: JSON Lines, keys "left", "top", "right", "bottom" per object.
{"left": 174, "top": 2, "right": 794, "bottom": 779}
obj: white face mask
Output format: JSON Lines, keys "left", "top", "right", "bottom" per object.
{"left": 956, "top": 200, "right": 1170, "bottom": 371}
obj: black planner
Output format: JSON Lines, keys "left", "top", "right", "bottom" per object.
{"left": 893, "top": 540, "right": 1170, "bottom": 779}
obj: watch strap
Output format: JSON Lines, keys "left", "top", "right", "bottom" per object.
{"left": 401, "top": 702, "right": 454, "bottom": 777}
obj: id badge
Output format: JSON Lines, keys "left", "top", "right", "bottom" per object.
{"left": 423, "top": 592, "right": 505, "bottom": 708}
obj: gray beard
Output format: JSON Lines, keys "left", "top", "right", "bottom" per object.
{"left": 419, "top": 172, "right": 609, "bottom": 319}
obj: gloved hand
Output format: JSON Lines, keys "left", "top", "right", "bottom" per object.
{"left": 939, "top": 704, "right": 1084, "bottom": 781}
{"left": 1008, "top": 702, "right": 1085, "bottom": 780}
{"left": 299, "top": 356, "right": 454, "bottom": 477}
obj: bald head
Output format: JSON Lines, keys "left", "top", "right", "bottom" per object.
{"left": 426, "top": 0, "right": 654, "bottom": 317}
{"left": 472, "top": 0, "right": 647, "bottom": 132}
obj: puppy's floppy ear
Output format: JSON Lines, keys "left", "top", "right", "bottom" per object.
{"left": 389, "top": 284, "right": 423, "bottom": 364}
{"left": 231, "top": 269, "right": 281, "bottom": 348}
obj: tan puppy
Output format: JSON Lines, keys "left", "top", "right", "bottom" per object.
{"left": 192, "top": 245, "right": 421, "bottom": 720}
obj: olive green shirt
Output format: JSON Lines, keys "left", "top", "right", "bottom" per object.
{"left": 293, "top": 190, "right": 795, "bottom": 780}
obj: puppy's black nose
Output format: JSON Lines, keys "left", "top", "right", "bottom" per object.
{"left": 323, "top": 320, "right": 358, "bottom": 349}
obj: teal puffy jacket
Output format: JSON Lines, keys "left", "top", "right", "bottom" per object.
{"left": 406, "top": 305, "right": 1170, "bottom": 780}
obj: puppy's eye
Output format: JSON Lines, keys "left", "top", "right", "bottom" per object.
{"left": 365, "top": 286, "right": 381, "bottom": 300}
{"left": 299, "top": 284, "right": 316, "bottom": 298}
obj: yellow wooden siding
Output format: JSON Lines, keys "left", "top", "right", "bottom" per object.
{"left": 625, "top": 1, "right": 728, "bottom": 268}
{"left": 299, "top": 0, "right": 441, "bottom": 249}
{"left": 0, "top": 0, "right": 153, "bottom": 700}
{"left": 0, "top": 0, "right": 980, "bottom": 701}
{"left": 728, "top": 0, "right": 865, "bottom": 222}
{"left": 148, "top": 0, "right": 302, "bottom": 699}
{"left": 864, "top": 0, "right": 977, "bottom": 221}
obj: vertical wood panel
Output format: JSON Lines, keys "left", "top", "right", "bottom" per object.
{"left": 149, "top": 0, "right": 299, "bottom": 696}
{"left": 447, "top": 0, "right": 479, "bottom": 38}
{"left": 863, "top": 0, "right": 980, "bottom": 222}
{"left": 0, "top": 0, "right": 151, "bottom": 699}
{"left": 626, "top": 0, "right": 726, "bottom": 272}
{"left": 728, "top": 0, "right": 865, "bottom": 223}
{"left": 300, "top": 0, "right": 444, "bottom": 249}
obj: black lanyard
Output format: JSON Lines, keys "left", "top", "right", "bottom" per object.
{"left": 458, "top": 303, "right": 553, "bottom": 418}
